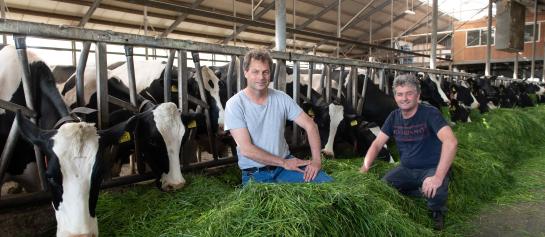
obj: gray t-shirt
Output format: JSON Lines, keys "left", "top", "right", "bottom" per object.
{"left": 224, "top": 88, "right": 303, "bottom": 169}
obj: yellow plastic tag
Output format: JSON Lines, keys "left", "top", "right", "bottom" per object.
{"left": 118, "top": 131, "right": 131, "bottom": 144}
{"left": 187, "top": 120, "right": 197, "bottom": 128}
{"left": 171, "top": 85, "right": 178, "bottom": 92}
{"left": 307, "top": 109, "right": 315, "bottom": 117}
{"left": 350, "top": 120, "right": 358, "bottom": 126}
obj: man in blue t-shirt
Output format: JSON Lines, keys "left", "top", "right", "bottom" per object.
{"left": 224, "top": 49, "right": 332, "bottom": 185}
{"left": 359, "top": 74, "right": 458, "bottom": 230}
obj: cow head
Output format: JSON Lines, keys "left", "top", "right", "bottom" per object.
{"left": 418, "top": 74, "right": 449, "bottom": 109}
{"left": 16, "top": 111, "right": 137, "bottom": 237}
{"left": 136, "top": 102, "right": 188, "bottom": 191}
{"left": 200, "top": 67, "right": 226, "bottom": 133}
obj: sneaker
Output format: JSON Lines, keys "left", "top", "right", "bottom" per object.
{"left": 431, "top": 211, "right": 445, "bottom": 230}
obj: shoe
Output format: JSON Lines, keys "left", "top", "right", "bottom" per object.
{"left": 431, "top": 211, "right": 444, "bottom": 230}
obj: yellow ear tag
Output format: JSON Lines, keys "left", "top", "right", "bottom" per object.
{"left": 307, "top": 109, "right": 315, "bottom": 117}
{"left": 350, "top": 120, "right": 358, "bottom": 126}
{"left": 187, "top": 120, "right": 197, "bottom": 129}
{"left": 171, "top": 85, "right": 178, "bottom": 92}
{"left": 118, "top": 131, "right": 131, "bottom": 144}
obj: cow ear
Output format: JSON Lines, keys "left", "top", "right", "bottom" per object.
{"left": 16, "top": 111, "right": 55, "bottom": 146}
{"left": 98, "top": 114, "right": 140, "bottom": 145}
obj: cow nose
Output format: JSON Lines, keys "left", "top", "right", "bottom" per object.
{"left": 321, "top": 149, "right": 335, "bottom": 158}
{"left": 68, "top": 234, "right": 96, "bottom": 237}
{"left": 162, "top": 181, "right": 186, "bottom": 191}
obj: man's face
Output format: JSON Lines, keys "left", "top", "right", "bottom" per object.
{"left": 244, "top": 59, "right": 270, "bottom": 92}
{"left": 394, "top": 85, "right": 420, "bottom": 111}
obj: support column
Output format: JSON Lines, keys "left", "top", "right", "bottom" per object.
{"left": 275, "top": 0, "right": 287, "bottom": 92}
{"left": 430, "top": 0, "right": 438, "bottom": 69}
{"left": 530, "top": 0, "right": 538, "bottom": 79}
{"left": 514, "top": 53, "right": 519, "bottom": 79}
{"left": 485, "top": 0, "right": 492, "bottom": 77}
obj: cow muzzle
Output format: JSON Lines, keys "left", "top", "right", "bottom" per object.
{"left": 67, "top": 234, "right": 96, "bottom": 237}
{"left": 161, "top": 181, "right": 186, "bottom": 192}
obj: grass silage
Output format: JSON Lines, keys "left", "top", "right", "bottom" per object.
{"left": 96, "top": 105, "right": 545, "bottom": 236}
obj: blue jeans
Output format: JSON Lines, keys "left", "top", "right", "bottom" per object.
{"left": 241, "top": 165, "right": 333, "bottom": 185}
{"left": 382, "top": 165, "right": 450, "bottom": 213}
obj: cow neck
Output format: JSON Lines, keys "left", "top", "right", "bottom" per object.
{"left": 243, "top": 88, "right": 268, "bottom": 105}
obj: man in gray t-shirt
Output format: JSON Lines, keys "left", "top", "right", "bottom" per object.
{"left": 224, "top": 49, "right": 332, "bottom": 185}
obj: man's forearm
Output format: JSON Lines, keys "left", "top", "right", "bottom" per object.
{"left": 239, "top": 145, "right": 285, "bottom": 167}
{"left": 434, "top": 139, "right": 457, "bottom": 180}
{"left": 306, "top": 123, "right": 322, "bottom": 164}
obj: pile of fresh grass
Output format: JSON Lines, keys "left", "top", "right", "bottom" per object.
{"left": 96, "top": 105, "right": 545, "bottom": 236}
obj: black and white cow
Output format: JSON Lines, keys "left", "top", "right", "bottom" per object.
{"left": 16, "top": 111, "right": 136, "bottom": 237}
{"left": 60, "top": 65, "right": 197, "bottom": 191}
{"left": 1, "top": 45, "right": 69, "bottom": 192}
{"left": 1, "top": 45, "right": 132, "bottom": 236}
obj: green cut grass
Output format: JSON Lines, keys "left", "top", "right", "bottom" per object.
{"left": 95, "top": 105, "right": 545, "bottom": 237}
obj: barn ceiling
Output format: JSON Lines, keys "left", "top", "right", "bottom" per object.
{"left": 2, "top": 0, "right": 462, "bottom": 59}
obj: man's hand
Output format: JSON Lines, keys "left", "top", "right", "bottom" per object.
{"left": 359, "top": 158, "right": 372, "bottom": 173}
{"left": 283, "top": 158, "right": 310, "bottom": 173}
{"left": 422, "top": 176, "right": 443, "bottom": 198}
{"left": 304, "top": 160, "right": 321, "bottom": 182}
{"left": 359, "top": 164, "right": 370, "bottom": 173}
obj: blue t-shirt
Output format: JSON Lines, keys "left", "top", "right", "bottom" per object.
{"left": 381, "top": 104, "right": 448, "bottom": 169}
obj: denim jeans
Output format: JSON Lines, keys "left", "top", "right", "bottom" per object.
{"left": 382, "top": 165, "right": 450, "bottom": 213}
{"left": 241, "top": 164, "right": 333, "bottom": 185}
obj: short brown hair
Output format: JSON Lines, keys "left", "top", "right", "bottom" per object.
{"left": 243, "top": 49, "right": 273, "bottom": 72}
{"left": 392, "top": 74, "right": 421, "bottom": 94}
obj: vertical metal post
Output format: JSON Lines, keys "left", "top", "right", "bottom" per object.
{"left": 226, "top": 55, "right": 236, "bottom": 98}
{"left": 15, "top": 35, "right": 46, "bottom": 190}
{"left": 237, "top": 55, "right": 245, "bottom": 91}
{"left": 430, "top": 0, "right": 438, "bottom": 69}
{"left": 178, "top": 50, "right": 188, "bottom": 113}
{"left": 76, "top": 42, "right": 91, "bottom": 107}
{"left": 192, "top": 51, "right": 218, "bottom": 158}
{"left": 325, "top": 64, "right": 331, "bottom": 103}
{"left": 369, "top": 16, "right": 373, "bottom": 57}
{"left": 71, "top": 41, "right": 77, "bottom": 66}
{"left": 164, "top": 49, "right": 176, "bottom": 103}
{"left": 337, "top": 0, "right": 341, "bottom": 57}
{"left": 124, "top": 46, "right": 138, "bottom": 107}
{"left": 485, "top": 0, "right": 492, "bottom": 77}
{"left": 356, "top": 67, "right": 370, "bottom": 115}
{"left": 273, "top": 61, "right": 280, "bottom": 89}
{"left": 351, "top": 67, "right": 358, "bottom": 109}
{"left": 95, "top": 42, "right": 109, "bottom": 130}
{"left": 337, "top": 65, "right": 345, "bottom": 99}
{"left": 319, "top": 64, "right": 327, "bottom": 95}
{"left": 275, "top": 0, "right": 286, "bottom": 51}
{"left": 530, "top": 0, "right": 538, "bottom": 79}
{"left": 390, "top": 0, "right": 394, "bottom": 49}
{"left": 124, "top": 45, "right": 140, "bottom": 175}
{"left": 514, "top": 53, "right": 519, "bottom": 79}
{"left": 0, "top": 0, "right": 6, "bottom": 45}
{"left": 307, "top": 62, "right": 314, "bottom": 98}
{"left": 144, "top": 6, "right": 149, "bottom": 60}
{"left": 291, "top": 61, "right": 300, "bottom": 146}
{"left": 379, "top": 68, "right": 385, "bottom": 92}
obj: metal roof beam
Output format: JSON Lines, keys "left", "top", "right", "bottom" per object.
{"left": 341, "top": 0, "right": 377, "bottom": 32}
{"left": 77, "top": 0, "right": 102, "bottom": 27}
{"left": 304, "top": 0, "right": 389, "bottom": 54}
{"left": 221, "top": 1, "right": 274, "bottom": 44}
{"left": 297, "top": 0, "right": 337, "bottom": 30}
{"left": 160, "top": 0, "right": 204, "bottom": 38}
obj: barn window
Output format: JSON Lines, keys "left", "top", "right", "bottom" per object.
{"left": 467, "top": 30, "right": 480, "bottom": 46}
{"left": 524, "top": 23, "right": 540, "bottom": 42}
{"left": 466, "top": 29, "right": 495, "bottom": 46}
